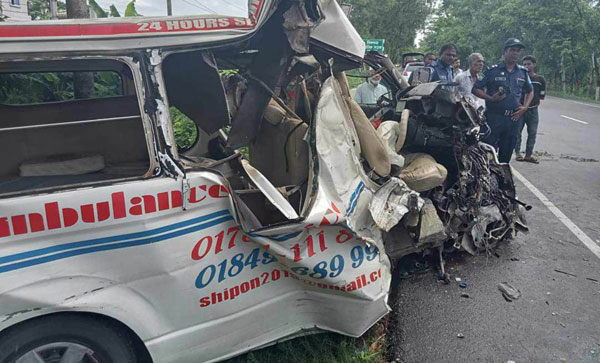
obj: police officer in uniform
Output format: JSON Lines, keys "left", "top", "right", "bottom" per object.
{"left": 472, "top": 38, "right": 534, "bottom": 163}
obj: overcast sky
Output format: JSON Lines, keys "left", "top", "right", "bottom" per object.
{"left": 93, "top": 0, "right": 248, "bottom": 17}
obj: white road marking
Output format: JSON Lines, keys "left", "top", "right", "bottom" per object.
{"left": 560, "top": 115, "right": 589, "bottom": 124}
{"left": 547, "top": 96, "right": 600, "bottom": 109}
{"left": 512, "top": 168, "right": 600, "bottom": 260}
{"left": 572, "top": 101, "right": 600, "bottom": 109}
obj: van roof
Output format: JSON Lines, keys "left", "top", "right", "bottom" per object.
{"left": 0, "top": 0, "right": 272, "bottom": 55}
{"left": 0, "top": 0, "right": 364, "bottom": 63}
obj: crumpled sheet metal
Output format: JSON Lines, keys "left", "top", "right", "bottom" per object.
{"left": 283, "top": 0, "right": 321, "bottom": 54}
{"left": 417, "top": 199, "right": 447, "bottom": 247}
{"left": 309, "top": 74, "right": 392, "bottom": 298}
{"left": 404, "top": 82, "right": 440, "bottom": 98}
{"left": 369, "top": 177, "right": 423, "bottom": 232}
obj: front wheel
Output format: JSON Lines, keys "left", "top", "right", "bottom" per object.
{"left": 0, "top": 314, "right": 137, "bottom": 363}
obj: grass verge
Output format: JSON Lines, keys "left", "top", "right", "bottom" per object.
{"left": 223, "top": 319, "right": 389, "bottom": 363}
{"left": 546, "top": 90, "right": 600, "bottom": 105}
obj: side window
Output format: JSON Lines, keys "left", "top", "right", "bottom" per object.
{"left": 162, "top": 50, "right": 229, "bottom": 157}
{"left": 0, "top": 60, "right": 151, "bottom": 196}
{"left": 0, "top": 71, "right": 123, "bottom": 105}
{"left": 171, "top": 107, "right": 199, "bottom": 152}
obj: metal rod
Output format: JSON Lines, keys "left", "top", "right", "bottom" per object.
{"left": 0, "top": 115, "right": 140, "bottom": 132}
{"left": 244, "top": 72, "right": 304, "bottom": 122}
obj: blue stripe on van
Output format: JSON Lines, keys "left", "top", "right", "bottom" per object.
{"left": 346, "top": 182, "right": 365, "bottom": 216}
{"left": 0, "top": 210, "right": 231, "bottom": 266}
{"left": 0, "top": 212, "right": 233, "bottom": 274}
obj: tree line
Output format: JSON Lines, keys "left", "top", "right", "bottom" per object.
{"left": 342, "top": 0, "right": 600, "bottom": 101}
{"left": 423, "top": 0, "right": 600, "bottom": 100}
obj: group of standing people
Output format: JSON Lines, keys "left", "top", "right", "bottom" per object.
{"left": 427, "top": 38, "right": 546, "bottom": 164}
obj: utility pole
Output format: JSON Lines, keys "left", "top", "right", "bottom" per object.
{"left": 66, "top": 0, "right": 89, "bottom": 19}
{"left": 49, "top": 0, "right": 59, "bottom": 19}
{"left": 594, "top": 53, "right": 600, "bottom": 101}
{"left": 66, "top": 0, "right": 94, "bottom": 99}
{"left": 561, "top": 53, "right": 567, "bottom": 94}
{"left": 167, "top": 0, "right": 172, "bottom": 15}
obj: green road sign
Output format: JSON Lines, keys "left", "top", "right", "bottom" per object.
{"left": 364, "top": 39, "right": 385, "bottom": 52}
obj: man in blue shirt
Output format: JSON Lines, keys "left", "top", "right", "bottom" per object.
{"left": 428, "top": 44, "right": 458, "bottom": 90}
{"left": 472, "top": 38, "right": 534, "bottom": 163}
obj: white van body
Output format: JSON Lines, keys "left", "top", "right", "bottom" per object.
{"left": 0, "top": 1, "right": 401, "bottom": 362}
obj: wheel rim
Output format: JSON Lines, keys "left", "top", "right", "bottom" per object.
{"left": 15, "top": 342, "right": 100, "bottom": 363}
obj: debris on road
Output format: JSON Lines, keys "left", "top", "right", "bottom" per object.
{"left": 458, "top": 282, "right": 468, "bottom": 288}
{"left": 457, "top": 333, "right": 465, "bottom": 339}
{"left": 460, "top": 293, "right": 470, "bottom": 299}
{"left": 498, "top": 282, "right": 522, "bottom": 302}
{"left": 554, "top": 269, "right": 578, "bottom": 277}
{"left": 559, "top": 154, "right": 599, "bottom": 163}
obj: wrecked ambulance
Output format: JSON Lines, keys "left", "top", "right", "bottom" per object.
{"left": 0, "top": 0, "right": 528, "bottom": 362}
{"left": 0, "top": 1, "right": 394, "bottom": 363}
{"left": 361, "top": 51, "right": 529, "bottom": 267}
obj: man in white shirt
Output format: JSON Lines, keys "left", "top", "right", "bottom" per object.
{"left": 454, "top": 52, "right": 485, "bottom": 110}
{"left": 353, "top": 69, "right": 389, "bottom": 105}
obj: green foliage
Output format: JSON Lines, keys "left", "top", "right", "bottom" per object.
{"left": 70, "top": 0, "right": 132, "bottom": 19}
{"left": 224, "top": 323, "right": 387, "bottom": 363}
{"left": 170, "top": 107, "right": 198, "bottom": 151}
{"left": 124, "top": 0, "right": 141, "bottom": 17}
{"left": 344, "top": 0, "right": 435, "bottom": 63}
{"left": 224, "top": 334, "right": 383, "bottom": 363}
{"left": 89, "top": 0, "right": 108, "bottom": 18}
{"left": 423, "top": 0, "right": 600, "bottom": 100}
{"left": 0, "top": 71, "right": 123, "bottom": 105}
{"left": 347, "top": 66, "right": 370, "bottom": 89}
{"left": 28, "top": 0, "right": 66, "bottom": 20}
{"left": 109, "top": 4, "right": 121, "bottom": 17}
{"left": 93, "top": 71, "right": 123, "bottom": 97}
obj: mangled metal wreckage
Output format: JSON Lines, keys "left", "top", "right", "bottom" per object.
{"left": 0, "top": 1, "right": 526, "bottom": 362}
{"left": 361, "top": 52, "right": 529, "bottom": 267}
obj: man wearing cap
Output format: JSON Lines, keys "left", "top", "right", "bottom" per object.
{"left": 472, "top": 38, "right": 534, "bottom": 163}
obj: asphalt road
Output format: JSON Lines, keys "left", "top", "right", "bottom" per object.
{"left": 390, "top": 96, "right": 600, "bottom": 363}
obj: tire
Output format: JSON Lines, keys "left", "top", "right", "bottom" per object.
{"left": 0, "top": 314, "right": 137, "bottom": 363}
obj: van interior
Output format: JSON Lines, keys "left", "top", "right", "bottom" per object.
{"left": 0, "top": 59, "right": 151, "bottom": 196}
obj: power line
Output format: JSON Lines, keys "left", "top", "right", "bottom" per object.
{"left": 179, "top": 0, "right": 215, "bottom": 14}
{"left": 221, "top": 0, "right": 246, "bottom": 12}
{"left": 189, "top": 0, "right": 218, "bottom": 14}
